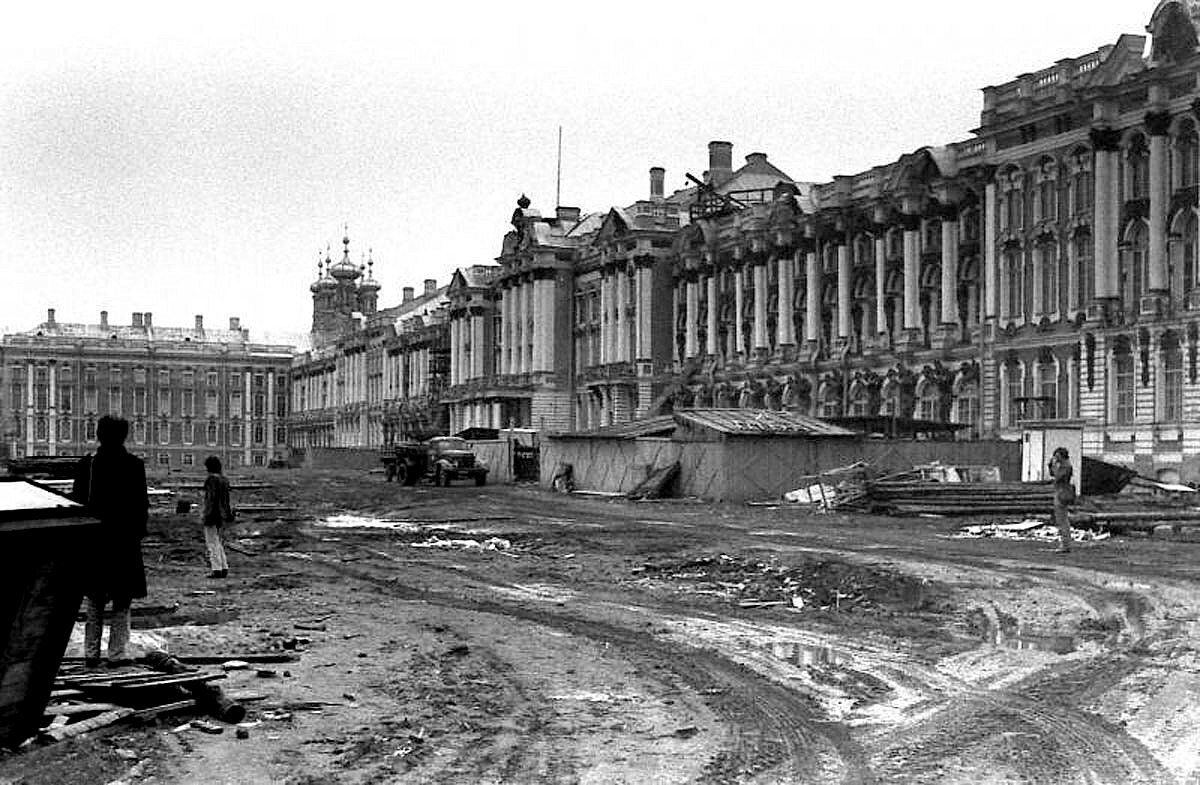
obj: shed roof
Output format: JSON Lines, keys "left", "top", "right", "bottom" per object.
{"left": 552, "top": 415, "right": 676, "bottom": 440}
{"left": 674, "top": 409, "right": 856, "bottom": 437}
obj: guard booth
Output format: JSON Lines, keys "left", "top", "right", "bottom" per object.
{"left": 0, "top": 477, "right": 98, "bottom": 747}
{"left": 1020, "top": 419, "right": 1084, "bottom": 496}
{"left": 502, "top": 428, "right": 540, "bottom": 482}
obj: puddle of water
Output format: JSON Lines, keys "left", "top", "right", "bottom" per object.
{"left": 316, "top": 514, "right": 419, "bottom": 532}
{"left": 764, "top": 640, "right": 849, "bottom": 668}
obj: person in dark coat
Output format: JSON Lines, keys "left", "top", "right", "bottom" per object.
{"left": 201, "top": 455, "right": 234, "bottom": 578}
{"left": 1049, "top": 447, "right": 1076, "bottom": 553}
{"left": 71, "top": 415, "right": 149, "bottom": 667}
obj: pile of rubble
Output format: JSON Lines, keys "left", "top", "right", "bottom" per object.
{"left": 633, "top": 553, "right": 933, "bottom": 613}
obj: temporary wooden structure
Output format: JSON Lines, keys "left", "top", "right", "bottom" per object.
{"left": 0, "top": 476, "right": 98, "bottom": 748}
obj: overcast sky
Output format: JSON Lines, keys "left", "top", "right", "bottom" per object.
{"left": 0, "top": 2, "right": 1156, "bottom": 337}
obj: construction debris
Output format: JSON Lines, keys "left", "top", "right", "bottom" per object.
{"left": 627, "top": 462, "right": 680, "bottom": 501}
{"left": 410, "top": 536, "right": 513, "bottom": 553}
{"left": 954, "top": 519, "right": 1110, "bottom": 544}
{"left": 780, "top": 461, "right": 871, "bottom": 510}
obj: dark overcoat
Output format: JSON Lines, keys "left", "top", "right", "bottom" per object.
{"left": 71, "top": 446, "right": 149, "bottom": 601}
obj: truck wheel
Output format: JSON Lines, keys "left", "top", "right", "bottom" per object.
{"left": 397, "top": 463, "right": 411, "bottom": 486}
{"left": 384, "top": 464, "right": 395, "bottom": 482}
{"left": 475, "top": 474, "right": 486, "bottom": 486}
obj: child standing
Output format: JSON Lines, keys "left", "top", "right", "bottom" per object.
{"left": 201, "top": 456, "right": 234, "bottom": 578}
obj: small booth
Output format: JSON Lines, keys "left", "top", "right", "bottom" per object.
{"left": 0, "top": 477, "right": 97, "bottom": 747}
{"left": 1020, "top": 419, "right": 1084, "bottom": 496}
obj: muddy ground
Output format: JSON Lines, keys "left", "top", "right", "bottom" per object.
{"left": 3, "top": 468, "right": 1200, "bottom": 784}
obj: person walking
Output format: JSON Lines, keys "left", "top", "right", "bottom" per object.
{"left": 201, "top": 455, "right": 234, "bottom": 578}
{"left": 71, "top": 415, "right": 149, "bottom": 668}
{"left": 1049, "top": 447, "right": 1076, "bottom": 553}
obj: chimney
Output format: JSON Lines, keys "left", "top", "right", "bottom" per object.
{"left": 46, "top": 308, "right": 55, "bottom": 326}
{"left": 555, "top": 206, "right": 580, "bottom": 223}
{"left": 100, "top": 310, "right": 108, "bottom": 329}
{"left": 745, "top": 152, "right": 768, "bottom": 166}
{"left": 708, "top": 141, "right": 733, "bottom": 184}
{"left": 144, "top": 312, "right": 152, "bottom": 328}
{"left": 402, "top": 286, "right": 415, "bottom": 303}
{"left": 132, "top": 312, "right": 143, "bottom": 327}
{"left": 195, "top": 315, "right": 204, "bottom": 330}
{"left": 424, "top": 279, "right": 436, "bottom": 295}
{"left": 649, "top": 167, "right": 665, "bottom": 200}
{"left": 229, "top": 317, "right": 240, "bottom": 330}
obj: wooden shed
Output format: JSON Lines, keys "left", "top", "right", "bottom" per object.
{"left": 0, "top": 477, "right": 97, "bottom": 747}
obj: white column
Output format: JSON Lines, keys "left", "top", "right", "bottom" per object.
{"left": 753, "top": 261, "right": 768, "bottom": 349}
{"left": 984, "top": 184, "right": 998, "bottom": 319}
{"left": 734, "top": 268, "right": 746, "bottom": 355}
{"left": 941, "top": 219, "right": 960, "bottom": 325}
{"left": 1093, "top": 134, "right": 1119, "bottom": 301}
{"left": 473, "top": 314, "right": 485, "bottom": 379}
{"left": 266, "top": 371, "right": 275, "bottom": 454}
{"left": 706, "top": 272, "right": 719, "bottom": 356}
{"left": 500, "top": 288, "right": 511, "bottom": 375}
{"left": 837, "top": 242, "right": 851, "bottom": 339}
{"left": 450, "top": 319, "right": 459, "bottom": 386}
{"left": 685, "top": 277, "right": 699, "bottom": 359}
{"left": 805, "top": 251, "right": 820, "bottom": 346}
{"left": 638, "top": 265, "right": 653, "bottom": 360}
{"left": 1148, "top": 118, "right": 1169, "bottom": 295}
{"left": 531, "top": 282, "right": 544, "bottom": 373}
{"left": 778, "top": 253, "right": 795, "bottom": 346}
{"left": 903, "top": 224, "right": 920, "bottom": 330}
{"left": 243, "top": 367, "right": 252, "bottom": 465}
{"left": 541, "top": 279, "right": 556, "bottom": 372}
{"left": 615, "top": 269, "right": 628, "bottom": 363}
{"left": 874, "top": 234, "right": 888, "bottom": 335}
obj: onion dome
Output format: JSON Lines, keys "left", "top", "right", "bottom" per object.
{"left": 310, "top": 249, "right": 336, "bottom": 293}
{"left": 359, "top": 250, "right": 381, "bottom": 293}
{"left": 329, "top": 227, "right": 362, "bottom": 281}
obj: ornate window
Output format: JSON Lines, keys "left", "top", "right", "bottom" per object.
{"left": 953, "top": 380, "right": 979, "bottom": 433}
{"left": 1003, "top": 361, "right": 1024, "bottom": 428}
{"left": 1038, "top": 356, "right": 1060, "bottom": 419}
{"left": 915, "top": 379, "right": 939, "bottom": 421}
{"left": 1003, "top": 246, "right": 1024, "bottom": 321}
{"left": 1035, "top": 157, "right": 1057, "bottom": 222}
{"left": 1071, "top": 230, "right": 1094, "bottom": 312}
{"left": 1162, "top": 332, "right": 1183, "bottom": 422}
{"left": 1120, "top": 222, "right": 1149, "bottom": 313}
{"left": 1112, "top": 339, "right": 1135, "bottom": 425}
{"left": 1038, "top": 238, "right": 1059, "bottom": 317}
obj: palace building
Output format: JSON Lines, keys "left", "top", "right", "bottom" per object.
{"left": 442, "top": 1, "right": 1200, "bottom": 482}
{"left": 0, "top": 309, "right": 297, "bottom": 469}
{"left": 287, "top": 233, "right": 457, "bottom": 449}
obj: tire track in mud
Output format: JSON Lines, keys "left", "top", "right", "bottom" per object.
{"left": 295, "top": 549, "right": 874, "bottom": 784}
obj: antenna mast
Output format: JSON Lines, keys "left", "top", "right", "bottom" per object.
{"left": 555, "top": 126, "right": 563, "bottom": 208}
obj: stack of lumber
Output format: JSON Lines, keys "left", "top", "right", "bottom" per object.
{"left": 38, "top": 657, "right": 239, "bottom": 743}
{"left": 862, "top": 479, "right": 1055, "bottom": 516}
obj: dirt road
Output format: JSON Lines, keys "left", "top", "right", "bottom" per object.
{"left": 4, "top": 469, "right": 1200, "bottom": 784}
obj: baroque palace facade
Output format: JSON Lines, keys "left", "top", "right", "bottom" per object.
{"left": 287, "top": 233, "right": 467, "bottom": 449}
{"left": 0, "top": 309, "right": 295, "bottom": 468}
{"left": 442, "top": 1, "right": 1200, "bottom": 480}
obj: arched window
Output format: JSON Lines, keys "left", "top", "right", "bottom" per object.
{"left": 953, "top": 380, "right": 979, "bottom": 432}
{"left": 819, "top": 382, "right": 842, "bottom": 418}
{"left": 847, "top": 383, "right": 872, "bottom": 417}
{"left": 1126, "top": 134, "right": 1149, "bottom": 200}
{"left": 1004, "top": 246, "right": 1024, "bottom": 321}
{"left": 915, "top": 379, "right": 940, "bottom": 421}
{"left": 1162, "top": 331, "right": 1183, "bottom": 422}
{"left": 1112, "top": 338, "right": 1135, "bottom": 425}
{"left": 1120, "top": 222, "right": 1149, "bottom": 312}
{"left": 1071, "top": 230, "right": 1094, "bottom": 312}
{"left": 1039, "top": 238, "right": 1059, "bottom": 317}
{"left": 1179, "top": 211, "right": 1198, "bottom": 297}
{"left": 1038, "top": 355, "right": 1060, "bottom": 419}
{"left": 880, "top": 380, "right": 900, "bottom": 416}
{"left": 1003, "top": 361, "right": 1024, "bottom": 428}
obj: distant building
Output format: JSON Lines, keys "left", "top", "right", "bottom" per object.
{"left": 0, "top": 309, "right": 299, "bottom": 469}
{"left": 288, "top": 233, "right": 453, "bottom": 449}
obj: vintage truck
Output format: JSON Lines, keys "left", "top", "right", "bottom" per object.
{"left": 381, "top": 436, "right": 488, "bottom": 486}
